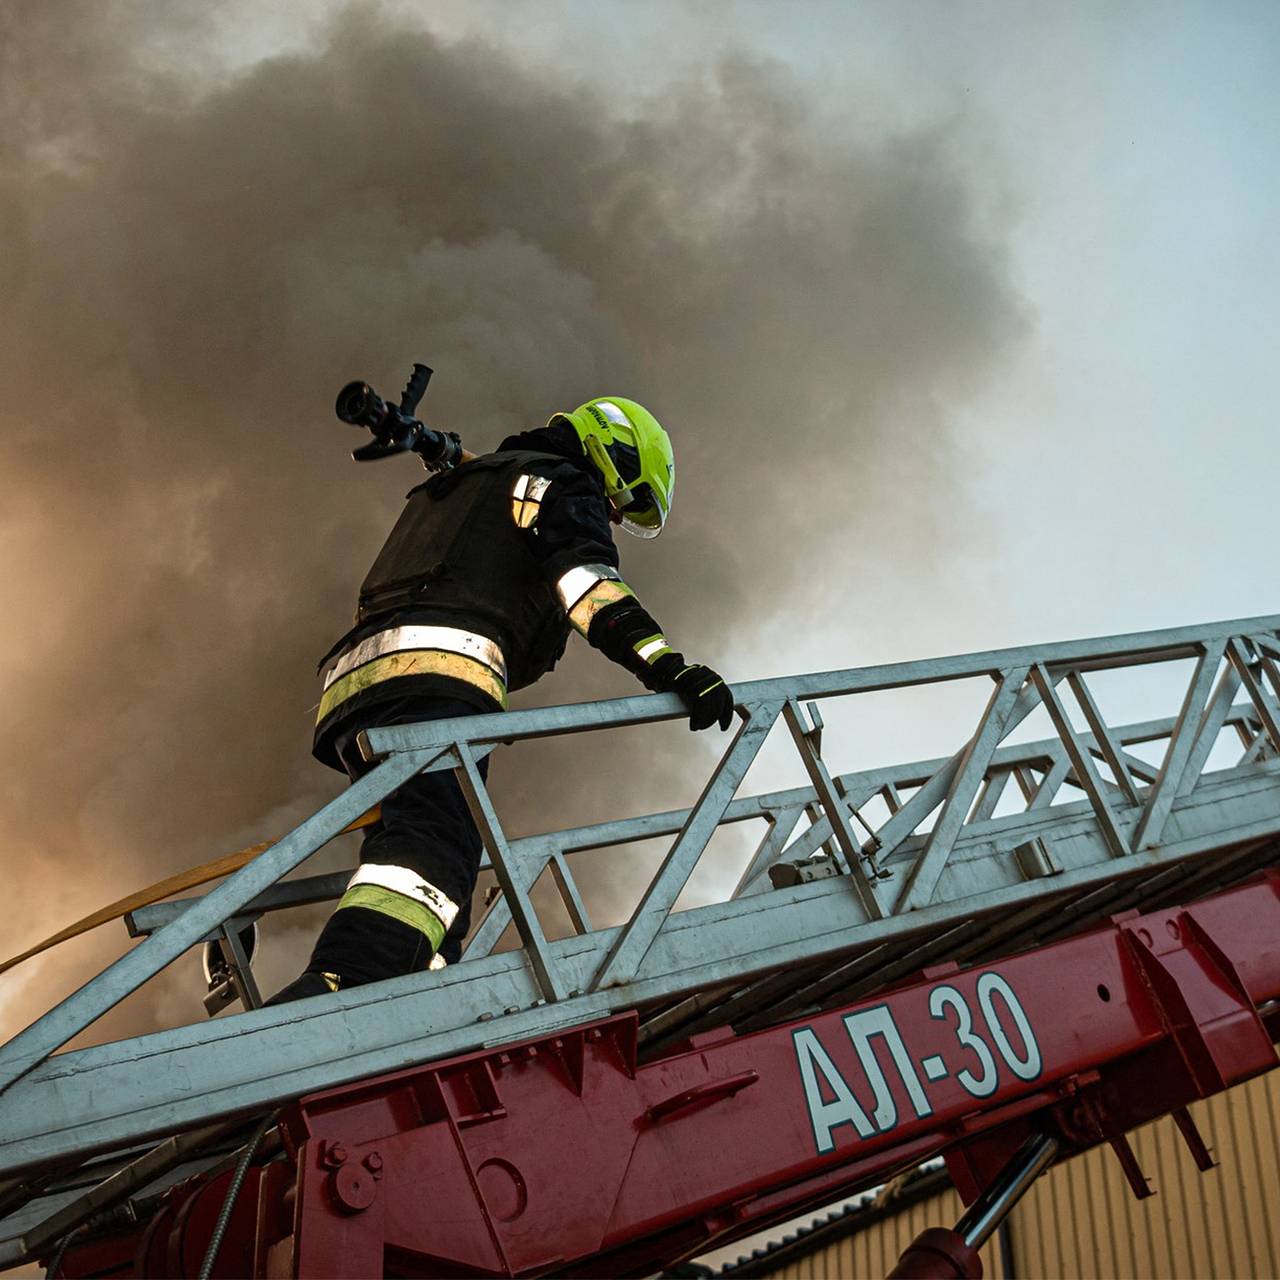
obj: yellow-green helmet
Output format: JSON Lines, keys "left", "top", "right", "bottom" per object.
{"left": 554, "top": 396, "right": 675, "bottom": 538}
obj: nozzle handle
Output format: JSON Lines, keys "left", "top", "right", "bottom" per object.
{"left": 400, "top": 363, "right": 433, "bottom": 415}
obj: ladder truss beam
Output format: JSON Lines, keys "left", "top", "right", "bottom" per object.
{"left": 5, "top": 613, "right": 1280, "bottom": 1188}
{"left": 32, "top": 878, "right": 1280, "bottom": 1278}
{"left": 3, "top": 765, "right": 1279, "bottom": 1177}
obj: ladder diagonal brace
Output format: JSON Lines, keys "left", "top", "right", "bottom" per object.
{"left": 455, "top": 742, "right": 568, "bottom": 1003}
{"left": 0, "top": 746, "right": 438, "bottom": 1098}
{"left": 897, "top": 666, "right": 1030, "bottom": 912}
{"left": 867, "top": 680, "right": 1044, "bottom": 865}
{"left": 1114, "top": 748, "right": 1160, "bottom": 785}
{"left": 733, "top": 805, "right": 805, "bottom": 898}
{"left": 1031, "top": 665, "right": 1131, "bottom": 858}
{"left": 1028, "top": 755, "right": 1071, "bottom": 810}
{"left": 1068, "top": 671, "right": 1141, "bottom": 805}
{"left": 549, "top": 853, "right": 593, "bottom": 936}
{"left": 1247, "top": 635, "right": 1280, "bottom": 723}
{"left": 461, "top": 879, "right": 512, "bottom": 960}
{"left": 1227, "top": 637, "right": 1280, "bottom": 754}
{"left": 1013, "top": 766, "right": 1039, "bottom": 804}
{"left": 592, "top": 700, "right": 783, "bottom": 990}
{"left": 1251, "top": 632, "right": 1280, "bottom": 662}
{"left": 1174, "top": 660, "right": 1241, "bottom": 799}
{"left": 1133, "top": 639, "right": 1226, "bottom": 850}
{"left": 783, "top": 700, "right": 886, "bottom": 920}
{"left": 970, "top": 769, "right": 1012, "bottom": 824}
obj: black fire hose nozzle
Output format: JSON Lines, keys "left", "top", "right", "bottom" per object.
{"left": 335, "top": 374, "right": 463, "bottom": 471}
{"left": 335, "top": 381, "right": 388, "bottom": 432}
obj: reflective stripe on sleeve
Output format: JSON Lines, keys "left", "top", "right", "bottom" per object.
{"left": 634, "top": 634, "right": 673, "bottom": 663}
{"left": 511, "top": 473, "right": 552, "bottom": 529}
{"left": 555, "top": 564, "right": 636, "bottom": 637}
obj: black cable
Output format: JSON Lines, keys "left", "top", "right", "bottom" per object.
{"left": 43, "top": 1228, "right": 78, "bottom": 1279}
{"left": 197, "top": 1114, "right": 277, "bottom": 1280}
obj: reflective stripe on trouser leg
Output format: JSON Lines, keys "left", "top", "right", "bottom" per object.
{"left": 335, "top": 863, "right": 460, "bottom": 953}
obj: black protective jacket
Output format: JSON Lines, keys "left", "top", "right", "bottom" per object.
{"left": 313, "top": 424, "right": 622, "bottom": 767}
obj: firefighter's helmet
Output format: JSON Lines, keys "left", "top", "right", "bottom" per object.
{"left": 555, "top": 397, "right": 674, "bottom": 538}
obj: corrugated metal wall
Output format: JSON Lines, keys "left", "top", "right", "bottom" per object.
{"left": 759, "top": 1189, "right": 1003, "bottom": 1280}
{"left": 1009, "top": 1068, "right": 1280, "bottom": 1279}
{"left": 756, "top": 1068, "right": 1280, "bottom": 1279}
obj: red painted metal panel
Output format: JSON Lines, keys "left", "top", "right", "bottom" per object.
{"left": 53, "top": 875, "right": 1280, "bottom": 1278}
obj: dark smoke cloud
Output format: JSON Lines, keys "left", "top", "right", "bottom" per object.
{"left": 0, "top": 0, "right": 1025, "bottom": 1045}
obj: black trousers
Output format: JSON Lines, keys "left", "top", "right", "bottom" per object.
{"left": 310, "top": 695, "right": 491, "bottom": 978}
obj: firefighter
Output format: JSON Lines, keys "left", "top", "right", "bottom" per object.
{"left": 267, "top": 397, "right": 733, "bottom": 1004}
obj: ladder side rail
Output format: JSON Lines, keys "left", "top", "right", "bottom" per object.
{"left": 0, "top": 748, "right": 440, "bottom": 1099}
{"left": 126, "top": 709, "right": 1197, "bottom": 941}
{"left": 360, "top": 613, "right": 1280, "bottom": 762}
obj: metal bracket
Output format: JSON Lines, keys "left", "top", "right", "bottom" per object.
{"left": 1013, "top": 836, "right": 1062, "bottom": 881}
{"left": 202, "top": 918, "right": 262, "bottom": 1016}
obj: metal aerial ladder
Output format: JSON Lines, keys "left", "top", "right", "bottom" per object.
{"left": 3, "top": 613, "right": 1280, "bottom": 1277}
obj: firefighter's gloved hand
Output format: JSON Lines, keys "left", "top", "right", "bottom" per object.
{"left": 650, "top": 654, "right": 735, "bottom": 731}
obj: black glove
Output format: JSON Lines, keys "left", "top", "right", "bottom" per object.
{"left": 649, "top": 652, "right": 735, "bottom": 731}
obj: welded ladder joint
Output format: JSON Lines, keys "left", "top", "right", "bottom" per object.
{"left": 731, "top": 804, "right": 805, "bottom": 899}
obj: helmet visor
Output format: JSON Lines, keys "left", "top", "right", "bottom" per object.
{"left": 619, "top": 481, "right": 667, "bottom": 538}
